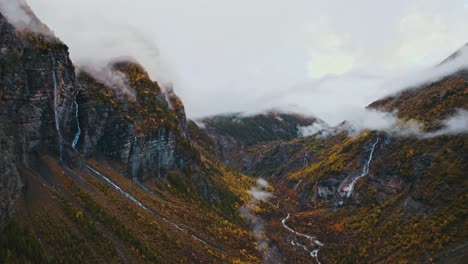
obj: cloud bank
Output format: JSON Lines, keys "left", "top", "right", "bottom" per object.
{"left": 0, "top": 0, "right": 51, "bottom": 34}
{"left": 240, "top": 179, "right": 280, "bottom": 262}
{"left": 78, "top": 63, "right": 135, "bottom": 98}
{"left": 7, "top": 0, "right": 468, "bottom": 130}
{"left": 396, "top": 109, "right": 468, "bottom": 138}
{"left": 298, "top": 109, "right": 468, "bottom": 139}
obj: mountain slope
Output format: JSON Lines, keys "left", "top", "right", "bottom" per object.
{"left": 194, "top": 47, "right": 468, "bottom": 263}
{"left": 0, "top": 8, "right": 262, "bottom": 263}
{"left": 369, "top": 70, "right": 468, "bottom": 130}
{"left": 1, "top": 2, "right": 467, "bottom": 263}
{"left": 196, "top": 112, "right": 318, "bottom": 172}
{"left": 259, "top": 67, "right": 468, "bottom": 263}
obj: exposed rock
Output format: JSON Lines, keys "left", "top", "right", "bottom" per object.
{"left": 0, "top": 11, "right": 78, "bottom": 226}
{"left": 76, "top": 62, "right": 194, "bottom": 181}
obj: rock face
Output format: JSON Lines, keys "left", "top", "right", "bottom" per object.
{"left": 0, "top": 8, "right": 195, "bottom": 227}
{"left": 0, "top": 129, "right": 20, "bottom": 229}
{"left": 76, "top": 62, "right": 195, "bottom": 181}
{"left": 0, "top": 11, "right": 79, "bottom": 227}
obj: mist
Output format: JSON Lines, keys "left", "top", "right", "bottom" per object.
{"left": 240, "top": 179, "right": 280, "bottom": 262}
{"left": 0, "top": 0, "right": 51, "bottom": 34}
{"left": 78, "top": 62, "right": 136, "bottom": 98}
{"left": 397, "top": 109, "right": 468, "bottom": 138}
{"left": 10, "top": 0, "right": 468, "bottom": 128}
{"left": 298, "top": 109, "right": 468, "bottom": 139}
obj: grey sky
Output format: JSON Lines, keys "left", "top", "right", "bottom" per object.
{"left": 22, "top": 0, "right": 468, "bottom": 124}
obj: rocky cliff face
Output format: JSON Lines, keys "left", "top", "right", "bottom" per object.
{"left": 0, "top": 11, "right": 78, "bottom": 227}
{"left": 76, "top": 62, "right": 195, "bottom": 181}
{"left": 1, "top": 2, "right": 467, "bottom": 262}
{"left": 0, "top": 8, "right": 258, "bottom": 262}
{"left": 0, "top": 8, "right": 197, "bottom": 228}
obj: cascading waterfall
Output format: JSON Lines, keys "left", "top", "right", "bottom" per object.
{"left": 343, "top": 137, "right": 380, "bottom": 198}
{"left": 132, "top": 136, "right": 138, "bottom": 181}
{"left": 303, "top": 152, "right": 309, "bottom": 166}
{"left": 51, "top": 52, "right": 63, "bottom": 161}
{"left": 287, "top": 149, "right": 323, "bottom": 261}
{"left": 157, "top": 129, "right": 161, "bottom": 178}
{"left": 71, "top": 99, "right": 81, "bottom": 149}
{"left": 294, "top": 179, "right": 303, "bottom": 190}
{"left": 282, "top": 213, "right": 323, "bottom": 264}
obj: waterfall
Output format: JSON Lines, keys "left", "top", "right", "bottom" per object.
{"left": 303, "top": 152, "right": 309, "bottom": 166}
{"left": 157, "top": 129, "right": 161, "bottom": 178}
{"left": 131, "top": 136, "right": 138, "bottom": 181}
{"left": 282, "top": 213, "right": 323, "bottom": 264}
{"left": 72, "top": 99, "right": 81, "bottom": 149}
{"left": 344, "top": 137, "right": 380, "bottom": 198}
{"left": 51, "top": 52, "right": 63, "bottom": 161}
{"left": 294, "top": 179, "right": 303, "bottom": 190}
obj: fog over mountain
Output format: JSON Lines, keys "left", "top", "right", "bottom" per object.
{"left": 1, "top": 1, "right": 467, "bottom": 263}
{"left": 26, "top": 0, "right": 468, "bottom": 125}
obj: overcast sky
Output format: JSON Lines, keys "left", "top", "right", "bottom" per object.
{"left": 24, "top": 0, "right": 468, "bottom": 124}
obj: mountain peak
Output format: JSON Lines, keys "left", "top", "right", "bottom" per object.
{"left": 439, "top": 42, "right": 468, "bottom": 65}
{"left": 0, "top": 0, "right": 53, "bottom": 35}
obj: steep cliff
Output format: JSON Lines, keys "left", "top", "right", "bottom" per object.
{"left": 0, "top": 10, "right": 78, "bottom": 228}
{"left": 0, "top": 6, "right": 261, "bottom": 263}
{"left": 1, "top": 1, "right": 467, "bottom": 263}
{"left": 76, "top": 62, "right": 195, "bottom": 181}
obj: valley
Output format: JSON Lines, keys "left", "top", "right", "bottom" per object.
{"left": 0, "top": 1, "right": 467, "bottom": 263}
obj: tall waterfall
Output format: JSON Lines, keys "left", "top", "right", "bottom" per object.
{"left": 132, "top": 136, "right": 138, "bottom": 180}
{"left": 344, "top": 137, "right": 380, "bottom": 198}
{"left": 303, "top": 152, "right": 309, "bottom": 166}
{"left": 51, "top": 52, "right": 63, "bottom": 161}
{"left": 157, "top": 129, "right": 161, "bottom": 178}
{"left": 72, "top": 99, "right": 81, "bottom": 149}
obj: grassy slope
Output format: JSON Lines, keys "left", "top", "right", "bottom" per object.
{"left": 220, "top": 70, "right": 468, "bottom": 263}
{"left": 1, "top": 154, "right": 261, "bottom": 263}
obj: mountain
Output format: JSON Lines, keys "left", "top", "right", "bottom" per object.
{"left": 0, "top": 7, "right": 260, "bottom": 263}
{"left": 368, "top": 71, "right": 468, "bottom": 130}
{"left": 439, "top": 43, "right": 468, "bottom": 65}
{"left": 260, "top": 70, "right": 466, "bottom": 262}
{"left": 1, "top": 2, "right": 467, "bottom": 263}
{"left": 195, "top": 112, "right": 318, "bottom": 171}
{"left": 196, "top": 49, "right": 468, "bottom": 263}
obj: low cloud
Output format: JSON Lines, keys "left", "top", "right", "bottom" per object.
{"left": 438, "top": 109, "right": 468, "bottom": 135}
{"left": 379, "top": 44, "right": 468, "bottom": 98}
{"left": 393, "top": 109, "right": 468, "bottom": 138}
{"left": 247, "top": 188, "right": 274, "bottom": 202}
{"left": 24, "top": 0, "right": 468, "bottom": 122}
{"left": 299, "top": 109, "right": 468, "bottom": 139}
{"left": 78, "top": 62, "right": 135, "bottom": 98}
{"left": 0, "top": 0, "right": 51, "bottom": 34}
{"left": 256, "top": 178, "right": 269, "bottom": 188}
{"left": 257, "top": 44, "right": 468, "bottom": 131}
{"left": 240, "top": 179, "right": 280, "bottom": 262}
{"left": 7, "top": 1, "right": 468, "bottom": 135}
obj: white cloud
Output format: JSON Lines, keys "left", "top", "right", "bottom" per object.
{"left": 18, "top": 0, "right": 468, "bottom": 122}
{"left": 0, "top": 0, "right": 51, "bottom": 34}
{"left": 256, "top": 178, "right": 269, "bottom": 188}
{"left": 441, "top": 109, "right": 468, "bottom": 134}
{"left": 78, "top": 62, "right": 135, "bottom": 98}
